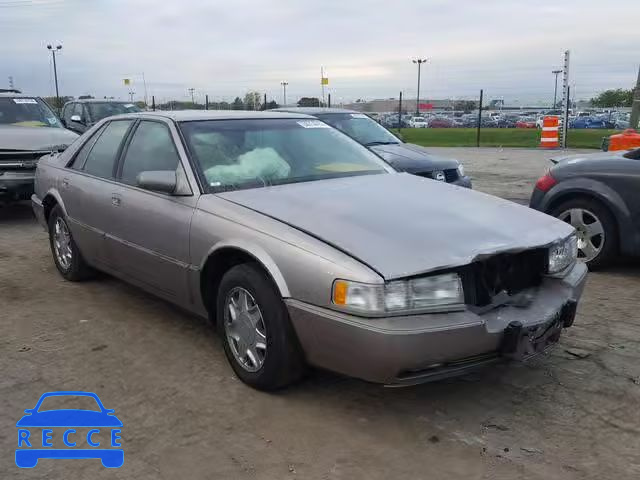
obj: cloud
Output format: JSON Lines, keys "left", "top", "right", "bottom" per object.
{"left": 0, "top": 0, "right": 638, "bottom": 104}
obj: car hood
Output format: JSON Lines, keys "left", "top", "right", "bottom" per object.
{"left": 218, "top": 173, "right": 572, "bottom": 280}
{"left": 370, "top": 143, "right": 460, "bottom": 172}
{"left": 16, "top": 410, "right": 123, "bottom": 427}
{"left": 0, "top": 125, "right": 78, "bottom": 151}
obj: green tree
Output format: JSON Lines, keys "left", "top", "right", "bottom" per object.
{"left": 453, "top": 100, "right": 477, "bottom": 112}
{"left": 244, "top": 91, "right": 262, "bottom": 111}
{"left": 232, "top": 97, "right": 245, "bottom": 110}
{"left": 590, "top": 88, "right": 633, "bottom": 108}
{"left": 297, "top": 97, "right": 321, "bottom": 107}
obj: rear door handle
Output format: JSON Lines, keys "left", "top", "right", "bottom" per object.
{"left": 111, "top": 194, "right": 122, "bottom": 207}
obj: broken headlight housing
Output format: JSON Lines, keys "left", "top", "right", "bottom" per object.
{"left": 548, "top": 234, "right": 578, "bottom": 274}
{"left": 331, "top": 273, "right": 465, "bottom": 316}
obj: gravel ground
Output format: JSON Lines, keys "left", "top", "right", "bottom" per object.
{"left": 1, "top": 147, "right": 639, "bottom": 479}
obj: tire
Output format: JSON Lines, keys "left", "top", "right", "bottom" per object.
{"left": 216, "top": 263, "right": 305, "bottom": 390}
{"left": 549, "top": 197, "right": 618, "bottom": 269}
{"left": 47, "top": 205, "right": 94, "bottom": 281}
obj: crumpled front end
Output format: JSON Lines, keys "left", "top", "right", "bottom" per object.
{"left": 287, "top": 262, "right": 587, "bottom": 385}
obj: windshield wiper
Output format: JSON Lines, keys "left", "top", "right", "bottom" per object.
{"left": 364, "top": 141, "right": 399, "bottom": 146}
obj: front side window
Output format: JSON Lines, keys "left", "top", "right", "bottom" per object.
{"left": 315, "top": 113, "right": 400, "bottom": 147}
{"left": 82, "top": 120, "right": 133, "bottom": 179}
{"left": 180, "top": 118, "right": 389, "bottom": 192}
{"left": 120, "top": 121, "right": 180, "bottom": 186}
{"left": 0, "top": 97, "right": 62, "bottom": 128}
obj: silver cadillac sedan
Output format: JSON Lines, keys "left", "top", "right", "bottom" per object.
{"left": 31, "top": 111, "right": 587, "bottom": 390}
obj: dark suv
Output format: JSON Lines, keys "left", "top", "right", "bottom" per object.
{"left": 0, "top": 92, "right": 78, "bottom": 202}
{"left": 61, "top": 100, "right": 142, "bottom": 134}
{"left": 273, "top": 107, "right": 472, "bottom": 188}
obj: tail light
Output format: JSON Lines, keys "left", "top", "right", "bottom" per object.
{"left": 535, "top": 171, "right": 557, "bottom": 192}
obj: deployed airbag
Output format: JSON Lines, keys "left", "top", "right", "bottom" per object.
{"left": 204, "top": 147, "right": 290, "bottom": 186}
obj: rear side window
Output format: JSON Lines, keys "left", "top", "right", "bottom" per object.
{"left": 81, "top": 120, "right": 133, "bottom": 179}
{"left": 119, "top": 121, "right": 180, "bottom": 186}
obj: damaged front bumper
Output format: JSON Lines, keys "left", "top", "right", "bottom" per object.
{"left": 286, "top": 262, "right": 587, "bottom": 385}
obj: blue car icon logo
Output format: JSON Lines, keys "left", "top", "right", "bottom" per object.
{"left": 16, "top": 391, "right": 123, "bottom": 468}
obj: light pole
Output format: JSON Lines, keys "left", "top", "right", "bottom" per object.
{"left": 188, "top": 88, "right": 195, "bottom": 105}
{"left": 46, "top": 44, "right": 62, "bottom": 112}
{"left": 280, "top": 81, "right": 288, "bottom": 106}
{"left": 552, "top": 69, "right": 562, "bottom": 109}
{"left": 412, "top": 58, "right": 428, "bottom": 115}
{"left": 128, "top": 91, "right": 135, "bottom": 102}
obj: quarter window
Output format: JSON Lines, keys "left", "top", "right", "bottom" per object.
{"left": 120, "top": 121, "right": 180, "bottom": 186}
{"left": 81, "top": 120, "right": 132, "bottom": 179}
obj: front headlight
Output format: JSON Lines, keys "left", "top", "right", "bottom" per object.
{"left": 331, "top": 273, "right": 464, "bottom": 316}
{"left": 548, "top": 234, "right": 578, "bottom": 274}
{"left": 457, "top": 164, "right": 465, "bottom": 177}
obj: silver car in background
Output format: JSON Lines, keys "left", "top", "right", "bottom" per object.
{"left": 31, "top": 110, "right": 587, "bottom": 390}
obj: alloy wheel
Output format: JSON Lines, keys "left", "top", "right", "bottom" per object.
{"left": 558, "top": 208, "right": 604, "bottom": 262}
{"left": 224, "top": 287, "right": 267, "bottom": 372}
{"left": 53, "top": 217, "right": 73, "bottom": 270}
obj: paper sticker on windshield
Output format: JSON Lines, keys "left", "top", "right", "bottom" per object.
{"left": 46, "top": 117, "right": 57, "bottom": 125}
{"left": 13, "top": 98, "right": 38, "bottom": 104}
{"left": 296, "top": 120, "right": 330, "bottom": 129}
{"left": 350, "top": 113, "right": 368, "bottom": 119}
{"left": 124, "top": 103, "right": 134, "bottom": 108}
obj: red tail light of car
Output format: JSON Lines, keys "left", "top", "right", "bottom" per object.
{"left": 535, "top": 171, "right": 557, "bottom": 192}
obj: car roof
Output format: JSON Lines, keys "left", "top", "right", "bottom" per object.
{"left": 0, "top": 92, "right": 41, "bottom": 98}
{"left": 67, "top": 99, "right": 135, "bottom": 104}
{"left": 272, "top": 107, "right": 360, "bottom": 115}
{"left": 105, "top": 110, "right": 315, "bottom": 122}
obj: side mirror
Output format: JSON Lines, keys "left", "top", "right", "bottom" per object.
{"left": 70, "top": 114, "right": 83, "bottom": 124}
{"left": 136, "top": 170, "right": 177, "bottom": 194}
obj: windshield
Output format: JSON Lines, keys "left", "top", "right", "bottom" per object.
{"left": 88, "top": 102, "right": 142, "bottom": 121}
{"left": 180, "top": 118, "right": 390, "bottom": 192}
{"left": 0, "top": 97, "right": 62, "bottom": 128}
{"left": 315, "top": 113, "right": 400, "bottom": 146}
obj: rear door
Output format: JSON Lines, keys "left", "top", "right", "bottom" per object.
{"left": 61, "top": 120, "right": 134, "bottom": 267}
{"left": 107, "top": 119, "right": 197, "bottom": 305}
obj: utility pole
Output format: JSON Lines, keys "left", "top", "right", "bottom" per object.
{"left": 412, "top": 58, "right": 428, "bottom": 115}
{"left": 280, "top": 81, "right": 288, "bottom": 106}
{"left": 46, "top": 44, "right": 62, "bottom": 112}
{"left": 188, "top": 88, "right": 195, "bottom": 105}
{"left": 476, "top": 89, "right": 483, "bottom": 147}
{"left": 552, "top": 69, "right": 562, "bottom": 109}
{"left": 398, "top": 91, "right": 403, "bottom": 132}
{"left": 560, "top": 50, "right": 571, "bottom": 148}
{"left": 8, "top": 76, "right": 14, "bottom": 90}
{"left": 630, "top": 65, "right": 640, "bottom": 131}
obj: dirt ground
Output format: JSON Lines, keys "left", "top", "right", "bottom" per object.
{"left": 1, "top": 147, "right": 639, "bottom": 479}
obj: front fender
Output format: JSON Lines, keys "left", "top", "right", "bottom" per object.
{"left": 200, "top": 239, "right": 290, "bottom": 298}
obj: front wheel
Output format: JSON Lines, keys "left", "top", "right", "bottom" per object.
{"left": 48, "top": 205, "right": 94, "bottom": 281}
{"left": 550, "top": 198, "right": 618, "bottom": 269}
{"left": 216, "top": 263, "right": 305, "bottom": 390}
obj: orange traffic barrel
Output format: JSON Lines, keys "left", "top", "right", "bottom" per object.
{"left": 539, "top": 116, "right": 559, "bottom": 148}
{"left": 607, "top": 129, "right": 640, "bottom": 151}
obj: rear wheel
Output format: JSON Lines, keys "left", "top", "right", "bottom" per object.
{"left": 216, "top": 263, "right": 305, "bottom": 390}
{"left": 48, "top": 205, "right": 94, "bottom": 281}
{"left": 550, "top": 198, "right": 618, "bottom": 269}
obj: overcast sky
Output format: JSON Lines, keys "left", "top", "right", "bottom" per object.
{"left": 1, "top": 0, "right": 638, "bottom": 105}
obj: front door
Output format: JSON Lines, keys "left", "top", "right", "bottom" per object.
{"left": 107, "top": 119, "right": 196, "bottom": 306}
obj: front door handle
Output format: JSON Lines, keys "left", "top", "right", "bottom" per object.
{"left": 61, "top": 177, "right": 70, "bottom": 189}
{"left": 111, "top": 194, "right": 122, "bottom": 207}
